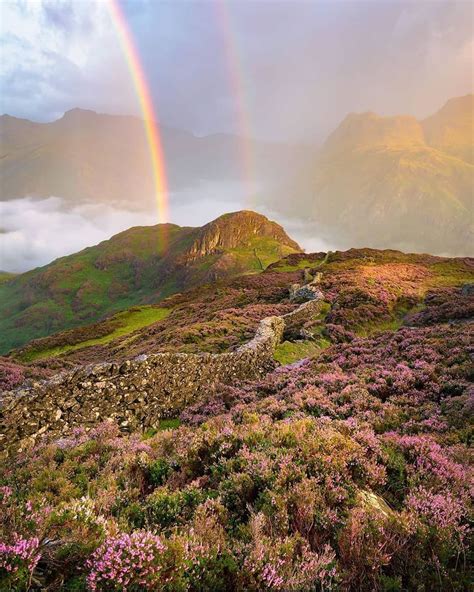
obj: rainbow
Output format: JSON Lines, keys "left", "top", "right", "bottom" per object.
{"left": 214, "top": 1, "right": 256, "bottom": 209}
{"left": 107, "top": 0, "right": 169, "bottom": 228}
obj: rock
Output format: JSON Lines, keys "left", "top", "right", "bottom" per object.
{"left": 290, "top": 285, "right": 324, "bottom": 303}
{"left": 461, "top": 283, "right": 474, "bottom": 296}
{"left": 2, "top": 283, "right": 326, "bottom": 451}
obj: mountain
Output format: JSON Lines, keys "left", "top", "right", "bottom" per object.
{"left": 0, "top": 108, "right": 306, "bottom": 206}
{"left": 271, "top": 95, "right": 473, "bottom": 256}
{"left": 422, "top": 94, "right": 474, "bottom": 164}
{"left": 0, "top": 211, "right": 300, "bottom": 353}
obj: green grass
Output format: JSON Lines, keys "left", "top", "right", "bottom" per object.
{"left": 227, "top": 237, "right": 299, "bottom": 272}
{"left": 22, "top": 306, "right": 171, "bottom": 362}
{"left": 429, "top": 261, "right": 474, "bottom": 287}
{"left": 143, "top": 419, "right": 182, "bottom": 438}
{"left": 274, "top": 339, "right": 330, "bottom": 365}
{"left": 355, "top": 302, "right": 426, "bottom": 338}
{"left": 0, "top": 272, "right": 16, "bottom": 285}
{"left": 273, "top": 257, "right": 326, "bottom": 273}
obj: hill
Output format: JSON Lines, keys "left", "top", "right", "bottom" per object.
{"left": 1, "top": 246, "right": 473, "bottom": 591}
{"left": 0, "top": 211, "right": 300, "bottom": 353}
{"left": 271, "top": 94, "right": 474, "bottom": 256}
{"left": 0, "top": 108, "right": 305, "bottom": 205}
{"left": 7, "top": 247, "right": 473, "bottom": 373}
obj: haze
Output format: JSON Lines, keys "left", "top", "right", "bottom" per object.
{"left": 0, "top": 0, "right": 472, "bottom": 271}
{"left": 2, "top": 0, "right": 472, "bottom": 140}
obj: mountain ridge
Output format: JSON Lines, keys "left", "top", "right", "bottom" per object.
{"left": 271, "top": 94, "right": 473, "bottom": 256}
{"left": 0, "top": 109, "right": 308, "bottom": 205}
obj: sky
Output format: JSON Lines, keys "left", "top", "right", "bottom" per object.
{"left": 0, "top": 0, "right": 472, "bottom": 272}
{"left": 1, "top": 0, "right": 473, "bottom": 141}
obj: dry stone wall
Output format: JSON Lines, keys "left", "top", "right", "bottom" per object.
{"left": 1, "top": 298, "right": 324, "bottom": 453}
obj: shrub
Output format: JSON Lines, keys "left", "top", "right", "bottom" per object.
{"left": 86, "top": 531, "right": 186, "bottom": 592}
{"left": 0, "top": 536, "right": 41, "bottom": 592}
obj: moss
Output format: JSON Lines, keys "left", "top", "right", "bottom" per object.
{"left": 274, "top": 339, "right": 329, "bottom": 365}
{"left": 157, "top": 418, "right": 182, "bottom": 430}
{"left": 272, "top": 257, "right": 326, "bottom": 273}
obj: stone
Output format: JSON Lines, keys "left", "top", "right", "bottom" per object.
{"left": 289, "top": 285, "right": 324, "bottom": 303}
{"left": 1, "top": 283, "right": 327, "bottom": 452}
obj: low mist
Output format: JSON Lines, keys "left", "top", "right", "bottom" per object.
{"left": 0, "top": 191, "right": 338, "bottom": 273}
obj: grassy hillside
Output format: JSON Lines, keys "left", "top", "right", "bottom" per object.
{"left": 19, "top": 306, "right": 171, "bottom": 363}
{"left": 6, "top": 248, "right": 473, "bottom": 381}
{"left": 0, "top": 271, "right": 16, "bottom": 285}
{"left": 1, "top": 247, "right": 472, "bottom": 591}
{"left": 0, "top": 211, "right": 300, "bottom": 354}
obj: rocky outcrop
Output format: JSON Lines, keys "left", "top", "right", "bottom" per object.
{"left": 186, "top": 211, "right": 301, "bottom": 260}
{"left": 0, "top": 297, "right": 324, "bottom": 453}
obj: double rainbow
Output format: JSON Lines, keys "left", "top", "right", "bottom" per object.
{"left": 108, "top": 0, "right": 169, "bottom": 227}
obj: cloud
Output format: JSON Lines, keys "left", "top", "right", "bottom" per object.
{"left": 0, "top": 197, "right": 158, "bottom": 272}
{"left": 0, "top": 187, "right": 247, "bottom": 272}
{"left": 0, "top": 194, "right": 335, "bottom": 273}
{"left": 0, "top": 0, "right": 137, "bottom": 121}
{"left": 1, "top": 0, "right": 472, "bottom": 138}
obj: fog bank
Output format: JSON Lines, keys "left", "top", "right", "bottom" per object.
{"left": 0, "top": 195, "right": 336, "bottom": 273}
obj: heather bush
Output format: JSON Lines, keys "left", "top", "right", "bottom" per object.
{"left": 1, "top": 255, "right": 472, "bottom": 590}
{"left": 0, "top": 358, "right": 25, "bottom": 390}
{"left": 0, "top": 536, "right": 41, "bottom": 591}
{"left": 86, "top": 531, "right": 186, "bottom": 591}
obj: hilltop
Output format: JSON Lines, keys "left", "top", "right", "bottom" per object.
{"left": 0, "top": 211, "right": 300, "bottom": 354}
{"left": 271, "top": 94, "right": 473, "bottom": 256}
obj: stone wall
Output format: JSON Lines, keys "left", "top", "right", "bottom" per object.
{"left": 0, "top": 298, "right": 324, "bottom": 453}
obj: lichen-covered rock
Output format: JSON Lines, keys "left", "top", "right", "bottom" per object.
{"left": 461, "top": 283, "right": 474, "bottom": 296}
{"left": 289, "top": 284, "right": 324, "bottom": 303}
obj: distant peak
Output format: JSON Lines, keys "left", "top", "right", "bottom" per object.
{"left": 62, "top": 107, "right": 98, "bottom": 120}
{"left": 424, "top": 94, "right": 474, "bottom": 122}
{"left": 323, "top": 112, "right": 424, "bottom": 155}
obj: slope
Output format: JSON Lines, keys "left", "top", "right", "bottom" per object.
{"left": 270, "top": 95, "right": 474, "bottom": 256}
{"left": 0, "top": 211, "right": 301, "bottom": 353}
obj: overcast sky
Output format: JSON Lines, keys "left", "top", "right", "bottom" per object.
{"left": 1, "top": 0, "right": 472, "bottom": 141}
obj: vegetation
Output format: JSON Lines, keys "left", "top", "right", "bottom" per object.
{"left": 0, "top": 212, "right": 300, "bottom": 354}
{"left": 1, "top": 247, "right": 473, "bottom": 589}
{"left": 1, "top": 279, "right": 472, "bottom": 590}
{"left": 274, "top": 339, "right": 328, "bottom": 365}
{"left": 18, "top": 307, "right": 170, "bottom": 362}
{"left": 0, "top": 272, "right": 16, "bottom": 285}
